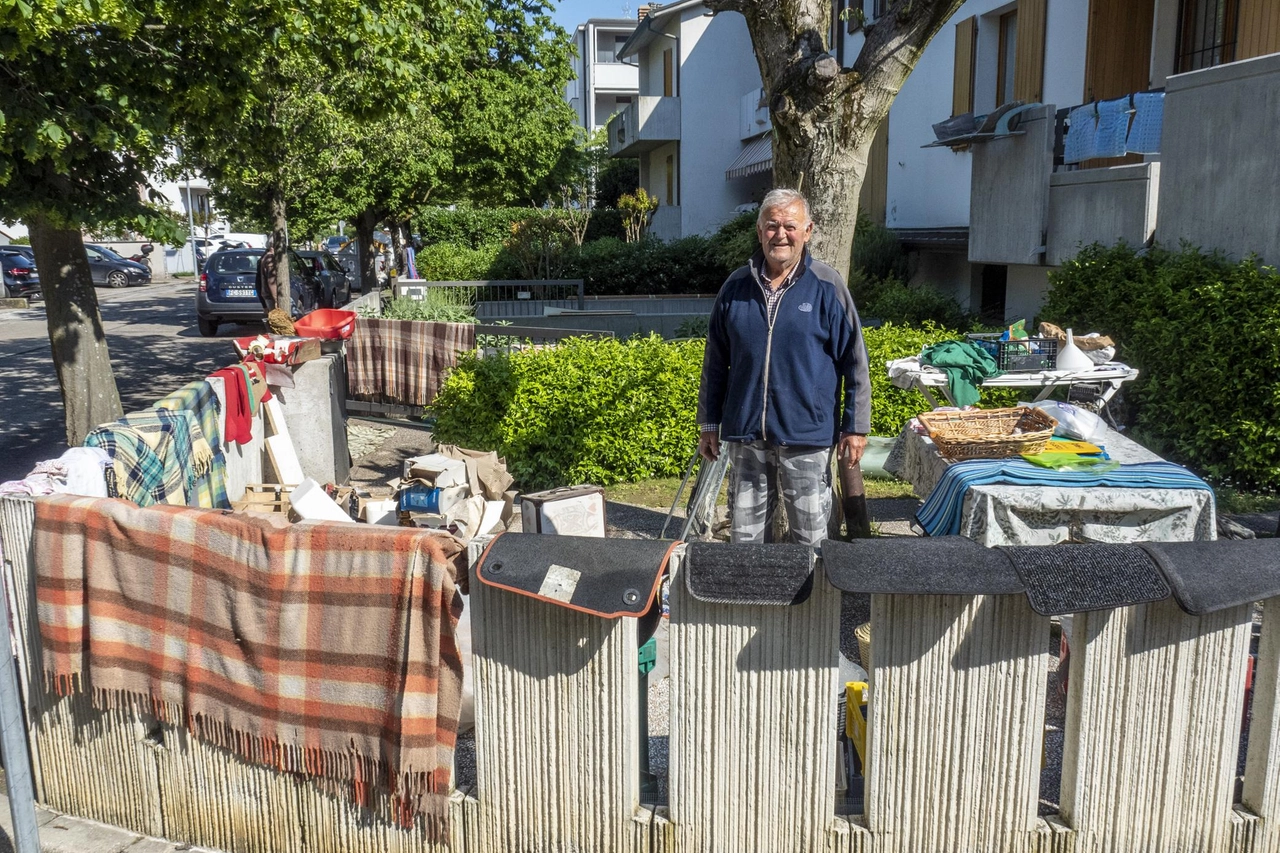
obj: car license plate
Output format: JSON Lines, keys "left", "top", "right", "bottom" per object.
{"left": 226, "top": 288, "right": 257, "bottom": 298}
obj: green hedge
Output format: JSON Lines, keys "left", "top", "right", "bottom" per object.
{"left": 428, "top": 322, "right": 1029, "bottom": 488}
{"left": 415, "top": 207, "right": 625, "bottom": 249}
{"left": 430, "top": 335, "right": 705, "bottom": 489}
{"left": 1042, "top": 242, "right": 1280, "bottom": 489}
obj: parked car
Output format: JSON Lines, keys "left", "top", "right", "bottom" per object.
{"left": 322, "top": 235, "right": 351, "bottom": 254}
{"left": 295, "top": 250, "right": 352, "bottom": 308}
{"left": 0, "top": 251, "right": 41, "bottom": 300}
{"left": 84, "top": 243, "right": 152, "bottom": 288}
{"left": 0, "top": 245, "right": 36, "bottom": 261}
{"left": 196, "top": 248, "right": 316, "bottom": 337}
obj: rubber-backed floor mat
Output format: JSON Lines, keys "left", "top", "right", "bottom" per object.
{"left": 821, "top": 536, "right": 1023, "bottom": 595}
{"left": 1001, "top": 543, "right": 1169, "bottom": 616}
{"left": 1140, "top": 539, "right": 1280, "bottom": 615}
{"left": 474, "top": 533, "right": 676, "bottom": 618}
{"left": 684, "top": 541, "right": 814, "bottom": 605}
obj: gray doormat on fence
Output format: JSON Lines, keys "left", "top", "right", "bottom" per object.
{"left": 1140, "top": 539, "right": 1280, "bottom": 615}
{"left": 684, "top": 541, "right": 814, "bottom": 605}
{"left": 474, "top": 533, "right": 676, "bottom": 618}
{"left": 1001, "top": 543, "right": 1170, "bottom": 615}
{"left": 821, "top": 536, "right": 1023, "bottom": 596}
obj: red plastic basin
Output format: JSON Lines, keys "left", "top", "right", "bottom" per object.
{"left": 293, "top": 308, "right": 357, "bottom": 341}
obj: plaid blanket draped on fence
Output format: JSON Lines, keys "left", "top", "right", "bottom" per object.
{"left": 34, "top": 495, "right": 464, "bottom": 836}
{"left": 346, "top": 318, "right": 475, "bottom": 407}
{"left": 156, "top": 380, "right": 230, "bottom": 509}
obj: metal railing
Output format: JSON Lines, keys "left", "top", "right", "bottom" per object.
{"left": 393, "top": 279, "right": 585, "bottom": 317}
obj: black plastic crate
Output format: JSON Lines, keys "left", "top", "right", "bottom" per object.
{"left": 966, "top": 334, "right": 1059, "bottom": 371}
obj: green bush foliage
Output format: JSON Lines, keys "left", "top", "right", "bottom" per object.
{"left": 851, "top": 211, "right": 909, "bottom": 284}
{"left": 1043, "top": 242, "right": 1280, "bottom": 488}
{"left": 381, "top": 292, "right": 476, "bottom": 323}
{"left": 862, "top": 278, "right": 973, "bottom": 331}
{"left": 430, "top": 321, "right": 1027, "bottom": 489}
{"left": 430, "top": 335, "right": 705, "bottom": 489}
{"left": 413, "top": 241, "right": 500, "bottom": 281}
{"left": 415, "top": 207, "right": 625, "bottom": 250}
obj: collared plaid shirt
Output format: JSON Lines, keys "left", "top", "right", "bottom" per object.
{"left": 700, "top": 253, "right": 806, "bottom": 434}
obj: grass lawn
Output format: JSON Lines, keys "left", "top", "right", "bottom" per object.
{"left": 606, "top": 476, "right": 917, "bottom": 509}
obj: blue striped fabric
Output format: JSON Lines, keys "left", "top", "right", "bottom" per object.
{"left": 917, "top": 459, "right": 1213, "bottom": 537}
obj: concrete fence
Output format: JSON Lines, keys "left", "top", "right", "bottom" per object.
{"left": 0, "top": 498, "right": 1276, "bottom": 853}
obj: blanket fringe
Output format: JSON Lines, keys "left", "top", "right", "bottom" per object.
{"left": 47, "top": 677, "right": 451, "bottom": 834}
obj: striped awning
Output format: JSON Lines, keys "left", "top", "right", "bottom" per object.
{"left": 725, "top": 136, "right": 773, "bottom": 180}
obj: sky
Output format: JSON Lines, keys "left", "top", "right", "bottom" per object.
{"left": 549, "top": 0, "right": 638, "bottom": 34}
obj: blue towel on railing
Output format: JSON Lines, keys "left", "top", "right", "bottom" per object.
{"left": 917, "top": 459, "right": 1213, "bottom": 537}
{"left": 1063, "top": 104, "right": 1098, "bottom": 164}
{"left": 1093, "top": 97, "right": 1131, "bottom": 158}
{"left": 1127, "top": 91, "right": 1164, "bottom": 154}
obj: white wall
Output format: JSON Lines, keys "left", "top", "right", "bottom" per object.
{"left": 676, "top": 10, "right": 763, "bottom": 236}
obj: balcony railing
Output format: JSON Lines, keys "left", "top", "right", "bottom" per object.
{"left": 607, "top": 96, "right": 681, "bottom": 157}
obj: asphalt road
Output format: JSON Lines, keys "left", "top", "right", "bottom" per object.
{"left": 0, "top": 277, "right": 271, "bottom": 485}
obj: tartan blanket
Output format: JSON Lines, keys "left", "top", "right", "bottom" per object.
{"left": 85, "top": 409, "right": 213, "bottom": 508}
{"left": 34, "top": 495, "right": 464, "bottom": 835}
{"left": 84, "top": 421, "right": 183, "bottom": 507}
{"left": 917, "top": 459, "right": 1214, "bottom": 537}
{"left": 346, "top": 318, "right": 475, "bottom": 407}
{"left": 156, "top": 380, "right": 230, "bottom": 510}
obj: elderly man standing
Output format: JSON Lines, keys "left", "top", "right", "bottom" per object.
{"left": 697, "top": 188, "right": 871, "bottom": 546}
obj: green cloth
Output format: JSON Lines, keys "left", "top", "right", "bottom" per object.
{"left": 1021, "top": 453, "right": 1120, "bottom": 472}
{"left": 920, "top": 340, "right": 1002, "bottom": 407}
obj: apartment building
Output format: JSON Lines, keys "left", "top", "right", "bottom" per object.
{"left": 565, "top": 18, "right": 641, "bottom": 132}
{"left": 608, "top": 0, "right": 1280, "bottom": 322}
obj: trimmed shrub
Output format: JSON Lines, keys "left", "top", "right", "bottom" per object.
{"left": 862, "top": 278, "right": 973, "bottom": 330}
{"left": 1044, "top": 242, "right": 1280, "bottom": 488}
{"left": 564, "top": 235, "right": 726, "bottom": 295}
{"left": 430, "top": 335, "right": 705, "bottom": 489}
{"left": 429, "top": 322, "right": 1029, "bottom": 490}
{"left": 413, "top": 241, "right": 500, "bottom": 282}
{"left": 415, "top": 207, "right": 625, "bottom": 251}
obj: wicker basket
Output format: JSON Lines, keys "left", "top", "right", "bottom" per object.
{"left": 918, "top": 407, "right": 1058, "bottom": 459}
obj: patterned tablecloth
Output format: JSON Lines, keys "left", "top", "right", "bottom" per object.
{"left": 885, "top": 423, "right": 1216, "bottom": 545}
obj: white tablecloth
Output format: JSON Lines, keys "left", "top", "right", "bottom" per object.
{"left": 885, "top": 424, "right": 1216, "bottom": 545}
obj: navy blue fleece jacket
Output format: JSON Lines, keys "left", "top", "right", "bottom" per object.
{"left": 697, "top": 250, "right": 871, "bottom": 446}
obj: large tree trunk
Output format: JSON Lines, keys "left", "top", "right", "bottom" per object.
{"left": 354, "top": 209, "right": 383, "bottom": 294}
{"left": 709, "top": 0, "right": 966, "bottom": 283}
{"left": 268, "top": 186, "right": 291, "bottom": 316}
{"left": 29, "top": 215, "right": 123, "bottom": 446}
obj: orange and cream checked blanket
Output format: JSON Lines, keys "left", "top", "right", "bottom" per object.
{"left": 34, "top": 495, "right": 463, "bottom": 835}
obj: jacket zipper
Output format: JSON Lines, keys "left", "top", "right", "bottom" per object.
{"left": 758, "top": 276, "right": 792, "bottom": 441}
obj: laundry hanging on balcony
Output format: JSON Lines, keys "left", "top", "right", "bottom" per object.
{"left": 725, "top": 135, "right": 772, "bottom": 180}
{"left": 1126, "top": 91, "right": 1165, "bottom": 154}
{"left": 1093, "top": 97, "right": 1131, "bottom": 158}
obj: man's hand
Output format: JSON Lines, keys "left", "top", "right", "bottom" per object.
{"left": 698, "top": 431, "right": 720, "bottom": 461}
{"left": 838, "top": 432, "right": 867, "bottom": 467}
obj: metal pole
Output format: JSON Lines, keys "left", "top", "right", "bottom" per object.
{"left": 0, "top": 565, "right": 40, "bottom": 853}
{"left": 184, "top": 176, "right": 198, "bottom": 274}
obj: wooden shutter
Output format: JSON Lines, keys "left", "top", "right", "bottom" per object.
{"left": 952, "top": 16, "right": 977, "bottom": 117}
{"left": 1014, "top": 0, "right": 1047, "bottom": 102}
{"left": 857, "top": 121, "right": 889, "bottom": 225}
{"left": 1083, "top": 0, "right": 1154, "bottom": 101}
{"left": 1238, "top": 0, "right": 1280, "bottom": 59}
{"left": 663, "top": 49, "right": 674, "bottom": 97}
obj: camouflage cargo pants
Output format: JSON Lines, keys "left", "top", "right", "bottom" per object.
{"left": 725, "top": 440, "right": 833, "bottom": 547}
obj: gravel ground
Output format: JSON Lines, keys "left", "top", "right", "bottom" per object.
{"left": 348, "top": 419, "right": 1263, "bottom": 813}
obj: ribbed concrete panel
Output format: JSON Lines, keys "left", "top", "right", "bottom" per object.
{"left": 866, "top": 593, "right": 1049, "bottom": 853}
{"left": 470, "top": 570, "right": 642, "bottom": 853}
{"left": 1060, "top": 598, "right": 1252, "bottom": 853}
{"left": 1245, "top": 597, "right": 1280, "bottom": 853}
{"left": 667, "top": 553, "right": 842, "bottom": 853}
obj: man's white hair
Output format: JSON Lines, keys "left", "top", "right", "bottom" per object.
{"left": 757, "top": 188, "right": 811, "bottom": 226}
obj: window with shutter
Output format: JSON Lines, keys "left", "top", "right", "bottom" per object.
{"left": 952, "top": 16, "right": 977, "bottom": 117}
{"left": 1013, "top": 0, "right": 1047, "bottom": 102}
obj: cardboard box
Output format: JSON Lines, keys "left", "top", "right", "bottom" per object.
{"left": 520, "top": 485, "right": 606, "bottom": 537}
{"left": 403, "top": 453, "right": 467, "bottom": 488}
